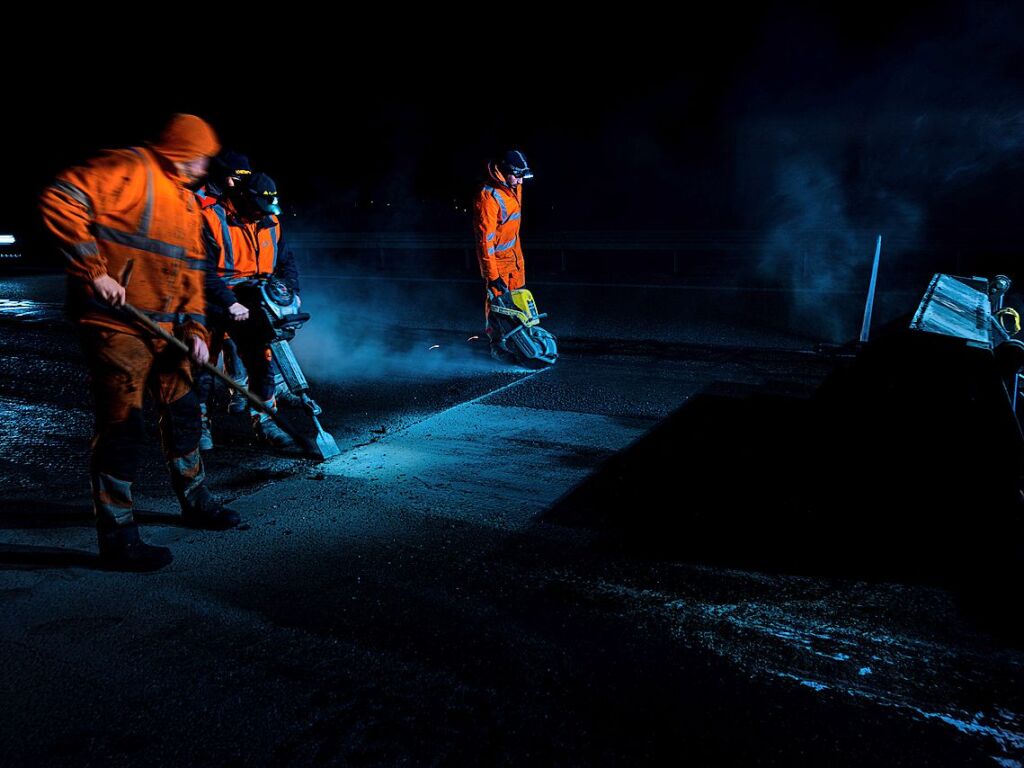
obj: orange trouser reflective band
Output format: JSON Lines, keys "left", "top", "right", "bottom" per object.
{"left": 79, "top": 328, "right": 202, "bottom": 529}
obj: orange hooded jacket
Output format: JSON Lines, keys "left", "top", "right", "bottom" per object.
{"left": 200, "top": 198, "right": 282, "bottom": 281}
{"left": 39, "top": 115, "right": 219, "bottom": 342}
{"left": 473, "top": 163, "right": 525, "bottom": 292}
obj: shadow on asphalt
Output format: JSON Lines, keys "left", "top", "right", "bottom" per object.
{"left": 0, "top": 507, "right": 183, "bottom": 570}
{"left": 0, "top": 544, "right": 102, "bottom": 570}
{"left": 0, "top": 503, "right": 92, "bottom": 529}
{"left": 545, "top": 323, "right": 1024, "bottom": 591}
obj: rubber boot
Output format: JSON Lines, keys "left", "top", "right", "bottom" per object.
{"left": 252, "top": 400, "right": 297, "bottom": 449}
{"left": 168, "top": 449, "right": 241, "bottom": 530}
{"left": 97, "top": 522, "right": 173, "bottom": 572}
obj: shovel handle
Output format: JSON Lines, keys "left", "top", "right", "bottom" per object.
{"left": 120, "top": 304, "right": 315, "bottom": 453}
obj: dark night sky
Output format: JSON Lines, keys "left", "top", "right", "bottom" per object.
{"left": 6, "top": 2, "right": 1024, "bottom": 273}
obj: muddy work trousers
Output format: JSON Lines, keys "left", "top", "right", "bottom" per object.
{"left": 80, "top": 328, "right": 208, "bottom": 531}
{"left": 195, "top": 323, "right": 275, "bottom": 406}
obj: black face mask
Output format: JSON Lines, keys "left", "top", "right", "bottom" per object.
{"left": 204, "top": 177, "right": 229, "bottom": 199}
{"left": 225, "top": 186, "right": 255, "bottom": 218}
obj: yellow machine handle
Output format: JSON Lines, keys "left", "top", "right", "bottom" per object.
{"left": 996, "top": 307, "right": 1021, "bottom": 336}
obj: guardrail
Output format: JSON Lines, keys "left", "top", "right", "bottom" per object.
{"left": 286, "top": 230, "right": 925, "bottom": 279}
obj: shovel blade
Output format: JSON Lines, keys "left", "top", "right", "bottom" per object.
{"left": 310, "top": 416, "right": 341, "bottom": 461}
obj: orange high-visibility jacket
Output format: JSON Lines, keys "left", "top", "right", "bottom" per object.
{"left": 40, "top": 146, "right": 209, "bottom": 341}
{"left": 200, "top": 199, "right": 281, "bottom": 281}
{"left": 473, "top": 163, "right": 525, "bottom": 290}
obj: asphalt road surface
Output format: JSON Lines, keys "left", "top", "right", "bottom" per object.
{"left": 1, "top": 275, "right": 1021, "bottom": 766}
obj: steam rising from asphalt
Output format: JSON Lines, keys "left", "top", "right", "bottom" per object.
{"left": 290, "top": 276, "right": 504, "bottom": 382}
{"left": 746, "top": 6, "right": 1024, "bottom": 341}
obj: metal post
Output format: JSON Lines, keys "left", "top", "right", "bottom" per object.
{"left": 860, "top": 235, "right": 883, "bottom": 344}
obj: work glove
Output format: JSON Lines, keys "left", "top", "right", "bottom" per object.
{"left": 227, "top": 302, "right": 250, "bottom": 322}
